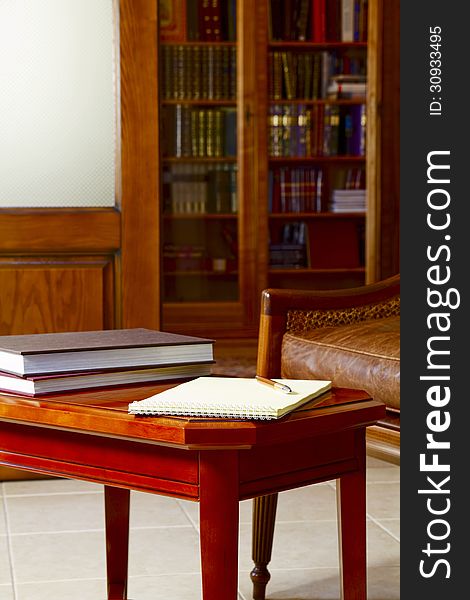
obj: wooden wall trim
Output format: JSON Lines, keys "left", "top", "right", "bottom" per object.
{"left": 0, "top": 209, "right": 120, "bottom": 252}
{"left": 378, "top": 0, "right": 400, "bottom": 279}
{"left": 365, "top": 0, "right": 382, "bottom": 284}
{"left": 236, "top": 0, "right": 268, "bottom": 327}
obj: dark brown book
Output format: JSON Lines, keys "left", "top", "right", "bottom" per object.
{"left": 199, "top": 0, "right": 222, "bottom": 41}
{"left": 296, "top": 0, "right": 310, "bottom": 41}
{"left": 0, "top": 328, "right": 214, "bottom": 376}
{"left": 208, "top": 0, "right": 223, "bottom": 41}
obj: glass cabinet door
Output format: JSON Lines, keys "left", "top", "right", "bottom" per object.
{"left": 265, "top": 0, "right": 368, "bottom": 290}
{"left": 159, "top": 0, "right": 239, "bottom": 305}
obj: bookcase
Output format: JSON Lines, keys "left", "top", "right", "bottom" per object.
{"left": 158, "top": 0, "right": 394, "bottom": 337}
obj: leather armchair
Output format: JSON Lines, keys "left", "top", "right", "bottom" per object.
{"left": 250, "top": 275, "right": 400, "bottom": 599}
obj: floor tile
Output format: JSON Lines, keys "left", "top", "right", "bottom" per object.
{"left": 16, "top": 579, "right": 106, "bottom": 600}
{"left": 5, "top": 491, "right": 104, "bottom": 534}
{"left": 366, "top": 521, "right": 400, "bottom": 568}
{"left": 240, "top": 565, "right": 399, "bottom": 600}
{"left": 0, "top": 492, "right": 6, "bottom": 536}
{"left": 0, "top": 535, "right": 12, "bottom": 585}
{"left": 3, "top": 478, "right": 101, "bottom": 496}
{"left": 128, "top": 526, "right": 201, "bottom": 577}
{"left": 10, "top": 531, "right": 105, "bottom": 583}
{"left": 367, "top": 456, "right": 395, "bottom": 469}
{"left": 128, "top": 573, "right": 202, "bottom": 600}
{"left": 239, "top": 567, "right": 341, "bottom": 600}
{"left": 128, "top": 574, "right": 247, "bottom": 600}
{"left": 0, "top": 583, "right": 14, "bottom": 600}
{"left": 239, "top": 566, "right": 400, "bottom": 600}
{"left": 130, "top": 491, "right": 192, "bottom": 528}
{"left": 367, "top": 566, "right": 400, "bottom": 600}
{"left": 239, "top": 498, "right": 255, "bottom": 524}
{"left": 178, "top": 483, "right": 338, "bottom": 530}
{"left": 5, "top": 489, "right": 192, "bottom": 535}
{"left": 238, "top": 519, "right": 399, "bottom": 573}
{"left": 367, "top": 482, "right": 400, "bottom": 520}
{"left": 177, "top": 498, "right": 255, "bottom": 528}
{"left": 239, "top": 520, "right": 340, "bottom": 571}
{"left": 276, "top": 484, "right": 338, "bottom": 522}
{"left": 366, "top": 466, "right": 400, "bottom": 483}
{"left": 176, "top": 498, "right": 199, "bottom": 528}
{"left": 373, "top": 518, "right": 400, "bottom": 541}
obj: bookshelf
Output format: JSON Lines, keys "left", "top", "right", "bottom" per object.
{"left": 262, "top": 0, "right": 369, "bottom": 293}
{"left": 158, "top": 0, "right": 394, "bottom": 337}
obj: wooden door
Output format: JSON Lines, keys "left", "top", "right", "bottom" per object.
{"left": 0, "top": 0, "right": 160, "bottom": 335}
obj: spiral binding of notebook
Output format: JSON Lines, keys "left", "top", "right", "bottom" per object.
{"left": 128, "top": 377, "right": 332, "bottom": 420}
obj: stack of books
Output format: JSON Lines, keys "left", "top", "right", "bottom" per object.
{"left": 269, "top": 222, "right": 309, "bottom": 269}
{"left": 329, "top": 188, "right": 366, "bottom": 212}
{"left": 327, "top": 74, "right": 367, "bottom": 100}
{"left": 0, "top": 328, "right": 214, "bottom": 396}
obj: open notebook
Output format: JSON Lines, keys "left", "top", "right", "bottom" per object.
{"left": 128, "top": 377, "right": 332, "bottom": 420}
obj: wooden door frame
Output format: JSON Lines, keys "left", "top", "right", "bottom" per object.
{"left": 119, "top": 0, "right": 160, "bottom": 329}
{"left": 366, "top": 0, "right": 382, "bottom": 284}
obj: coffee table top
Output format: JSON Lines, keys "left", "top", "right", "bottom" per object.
{"left": 0, "top": 382, "right": 384, "bottom": 450}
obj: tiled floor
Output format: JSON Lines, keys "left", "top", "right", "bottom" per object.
{"left": 0, "top": 456, "right": 399, "bottom": 600}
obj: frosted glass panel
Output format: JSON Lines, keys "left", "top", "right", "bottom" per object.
{"left": 0, "top": 0, "right": 116, "bottom": 207}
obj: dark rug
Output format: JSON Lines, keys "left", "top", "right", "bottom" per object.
{"left": 211, "top": 357, "right": 257, "bottom": 378}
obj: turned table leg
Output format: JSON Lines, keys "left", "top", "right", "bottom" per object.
{"left": 250, "top": 493, "right": 278, "bottom": 600}
{"left": 199, "top": 451, "right": 239, "bottom": 600}
{"left": 336, "top": 431, "right": 367, "bottom": 600}
{"left": 105, "top": 485, "right": 130, "bottom": 600}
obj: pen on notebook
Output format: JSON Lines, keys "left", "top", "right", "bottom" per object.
{"left": 255, "top": 375, "right": 292, "bottom": 394}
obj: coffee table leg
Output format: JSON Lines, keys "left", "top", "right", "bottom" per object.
{"left": 250, "top": 493, "right": 278, "bottom": 600}
{"left": 104, "top": 485, "right": 130, "bottom": 600}
{"left": 336, "top": 431, "right": 367, "bottom": 600}
{"left": 199, "top": 451, "right": 239, "bottom": 600}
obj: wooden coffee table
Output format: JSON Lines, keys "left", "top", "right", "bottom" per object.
{"left": 0, "top": 383, "right": 384, "bottom": 600}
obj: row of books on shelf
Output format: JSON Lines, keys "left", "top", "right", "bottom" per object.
{"left": 160, "top": 0, "right": 236, "bottom": 42}
{"left": 163, "top": 243, "right": 237, "bottom": 273}
{"left": 161, "top": 44, "right": 236, "bottom": 101}
{"left": 162, "top": 105, "right": 237, "bottom": 158}
{"left": 269, "top": 0, "right": 368, "bottom": 43}
{"left": 0, "top": 329, "right": 214, "bottom": 396}
{"left": 269, "top": 166, "right": 323, "bottom": 213}
{"left": 269, "top": 166, "right": 365, "bottom": 213}
{"left": 269, "top": 220, "right": 363, "bottom": 269}
{"left": 163, "top": 163, "right": 237, "bottom": 214}
{"left": 269, "top": 103, "right": 366, "bottom": 157}
{"left": 269, "top": 50, "right": 366, "bottom": 101}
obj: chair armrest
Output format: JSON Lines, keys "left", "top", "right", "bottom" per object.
{"left": 261, "top": 275, "right": 400, "bottom": 317}
{"left": 257, "top": 275, "right": 400, "bottom": 378}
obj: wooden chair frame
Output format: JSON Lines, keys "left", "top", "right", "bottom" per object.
{"left": 250, "top": 274, "right": 400, "bottom": 599}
